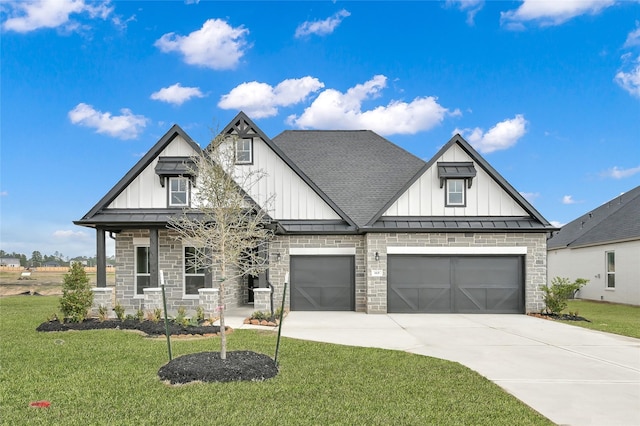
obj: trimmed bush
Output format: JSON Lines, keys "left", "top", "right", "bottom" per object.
{"left": 543, "top": 277, "right": 588, "bottom": 315}
{"left": 59, "top": 263, "right": 94, "bottom": 322}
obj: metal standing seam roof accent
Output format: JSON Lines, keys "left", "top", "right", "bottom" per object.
{"left": 367, "top": 217, "right": 547, "bottom": 231}
{"left": 548, "top": 184, "right": 640, "bottom": 249}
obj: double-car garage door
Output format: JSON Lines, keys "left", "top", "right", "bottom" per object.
{"left": 387, "top": 255, "right": 524, "bottom": 313}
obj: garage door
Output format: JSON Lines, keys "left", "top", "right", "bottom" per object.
{"left": 388, "top": 255, "right": 523, "bottom": 313}
{"left": 290, "top": 256, "right": 355, "bottom": 311}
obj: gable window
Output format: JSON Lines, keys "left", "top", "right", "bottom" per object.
{"left": 446, "top": 179, "right": 465, "bottom": 206}
{"left": 235, "top": 138, "right": 253, "bottom": 164}
{"left": 606, "top": 251, "right": 615, "bottom": 289}
{"left": 135, "top": 246, "right": 150, "bottom": 296}
{"left": 184, "top": 247, "right": 205, "bottom": 296}
{"left": 169, "top": 177, "right": 189, "bottom": 207}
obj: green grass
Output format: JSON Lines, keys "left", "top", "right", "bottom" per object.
{"left": 0, "top": 296, "right": 552, "bottom": 425}
{"left": 563, "top": 300, "right": 640, "bottom": 339}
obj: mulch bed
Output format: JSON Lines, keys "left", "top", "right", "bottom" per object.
{"left": 528, "top": 312, "right": 591, "bottom": 322}
{"left": 36, "top": 318, "right": 225, "bottom": 336}
{"left": 158, "top": 351, "right": 278, "bottom": 384}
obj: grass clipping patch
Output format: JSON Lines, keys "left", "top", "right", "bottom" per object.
{"left": 158, "top": 351, "right": 278, "bottom": 385}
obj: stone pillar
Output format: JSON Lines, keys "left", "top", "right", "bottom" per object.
{"left": 252, "top": 288, "right": 271, "bottom": 312}
{"left": 91, "top": 287, "right": 114, "bottom": 317}
{"left": 198, "top": 288, "right": 219, "bottom": 318}
{"left": 143, "top": 287, "right": 162, "bottom": 312}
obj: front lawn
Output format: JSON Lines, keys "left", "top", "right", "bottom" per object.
{"left": 563, "top": 300, "right": 640, "bottom": 339}
{"left": 0, "top": 296, "right": 551, "bottom": 425}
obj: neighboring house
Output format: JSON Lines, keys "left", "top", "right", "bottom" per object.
{"left": 43, "top": 261, "right": 61, "bottom": 267}
{"left": 0, "top": 258, "right": 21, "bottom": 267}
{"left": 548, "top": 185, "right": 640, "bottom": 306}
{"left": 75, "top": 112, "right": 555, "bottom": 315}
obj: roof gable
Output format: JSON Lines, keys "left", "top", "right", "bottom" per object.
{"left": 548, "top": 185, "right": 640, "bottom": 249}
{"left": 370, "top": 134, "right": 553, "bottom": 227}
{"left": 77, "top": 125, "right": 201, "bottom": 222}
{"left": 272, "top": 129, "right": 426, "bottom": 227}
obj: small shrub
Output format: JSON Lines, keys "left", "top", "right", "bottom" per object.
{"left": 175, "top": 306, "right": 189, "bottom": 326}
{"left": 146, "top": 308, "right": 162, "bottom": 323}
{"left": 188, "top": 316, "right": 199, "bottom": 326}
{"left": 543, "top": 277, "right": 588, "bottom": 315}
{"left": 59, "top": 263, "right": 94, "bottom": 323}
{"left": 97, "top": 305, "right": 109, "bottom": 322}
{"left": 250, "top": 310, "right": 268, "bottom": 321}
{"left": 125, "top": 314, "right": 136, "bottom": 321}
{"left": 195, "top": 305, "right": 205, "bottom": 322}
{"left": 113, "top": 303, "right": 125, "bottom": 321}
{"left": 135, "top": 308, "right": 144, "bottom": 322}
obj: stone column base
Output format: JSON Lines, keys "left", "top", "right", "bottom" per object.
{"left": 91, "top": 287, "right": 114, "bottom": 318}
{"left": 252, "top": 288, "right": 271, "bottom": 313}
{"left": 198, "top": 288, "right": 220, "bottom": 319}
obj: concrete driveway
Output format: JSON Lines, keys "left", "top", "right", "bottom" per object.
{"left": 277, "top": 312, "right": 640, "bottom": 426}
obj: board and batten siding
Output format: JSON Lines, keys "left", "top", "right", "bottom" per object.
{"left": 383, "top": 144, "right": 528, "bottom": 217}
{"left": 108, "top": 136, "right": 200, "bottom": 209}
{"left": 233, "top": 137, "right": 341, "bottom": 221}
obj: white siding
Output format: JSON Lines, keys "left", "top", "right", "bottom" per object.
{"left": 108, "top": 136, "right": 200, "bottom": 209}
{"left": 233, "top": 137, "right": 340, "bottom": 220}
{"left": 548, "top": 240, "right": 640, "bottom": 306}
{"left": 384, "top": 144, "right": 528, "bottom": 217}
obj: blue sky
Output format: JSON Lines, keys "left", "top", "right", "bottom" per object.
{"left": 1, "top": 0, "right": 639, "bottom": 259}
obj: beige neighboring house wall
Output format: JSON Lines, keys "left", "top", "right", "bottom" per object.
{"left": 548, "top": 240, "right": 640, "bottom": 306}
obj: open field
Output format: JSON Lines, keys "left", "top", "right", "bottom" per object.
{"left": 0, "top": 295, "right": 551, "bottom": 425}
{"left": 0, "top": 269, "right": 115, "bottom": 296}
{"left": 564, "top": 299, "right": 640, "bottom": 339}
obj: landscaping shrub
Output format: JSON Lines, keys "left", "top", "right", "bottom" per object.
{"left": 543, "top": 277, "right": 588, "bottom": 315}
{"left": 59, "top": 263, "right": 94, "bottom": 322}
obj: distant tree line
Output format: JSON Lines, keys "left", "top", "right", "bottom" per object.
{"left": 0, "top": 250, "right": 115, "bottom": 268}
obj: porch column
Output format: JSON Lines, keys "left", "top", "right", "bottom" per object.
{"left": 96, "top": 228, "right": 107, "bottom": 288}
{"left": 149, "top": 228, "right": 159, "bottom": 287}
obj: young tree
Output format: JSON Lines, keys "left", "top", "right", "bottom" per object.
{"left": 60, "top": 262, "right": 94, "bottom": 322}
{"left": 168, "top": 133, "right": 275, "bottom": 360}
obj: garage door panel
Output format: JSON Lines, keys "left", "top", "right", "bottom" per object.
{"left": 388, "top": 255, "right": 523, "bottom": 313}
{"left": 291, "top": 256, "right": 354, "bottom": 311}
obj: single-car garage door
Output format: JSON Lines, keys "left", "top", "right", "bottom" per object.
{"left": 388, "top": 255, "right": 523, "bottom": 313}
{"left": 290, "top": 255, "right": 355, "bottom": 311}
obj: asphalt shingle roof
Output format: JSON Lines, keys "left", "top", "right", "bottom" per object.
{"left": 272, "top": 130, "right": 426, "bottom": 227}
{"left": 548, "top": 185, "right": 640, "bottom": 249}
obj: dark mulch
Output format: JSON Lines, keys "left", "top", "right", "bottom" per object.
{"left": 529, "top": 312, "right": 591, "bottom": 322}
{"left": 158, "top": 350, "right": 278, "bottom": 384}
{"left": 36, "top": 318, "right": 224, "bottom": 336}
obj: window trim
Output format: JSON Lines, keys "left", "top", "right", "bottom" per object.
{"left": 605, "top": 251, "right": 615, "bottom": 290}
{"left": 445, "top": 178, "right": 466, "bottom": 207}
{"left": 134, "top": 245, "right": 151, "bottom": 298}
{"left": 183, "top": 246, "right": 206, "bottom": 298}
{"left": 235, "top": 137, "right": 253, "bottom": 165}
{"left": 168, "top": 176, "right": 190, "bottom": 207}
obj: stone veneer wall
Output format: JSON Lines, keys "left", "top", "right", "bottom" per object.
{"left": 365, "top": 232, "right": 548, "bottom": 313}
{"left": 267, "top": 235, "right": 367, "bottom": 312}
{"left": 114, "top": 229, "right": 244, "bottom": 316}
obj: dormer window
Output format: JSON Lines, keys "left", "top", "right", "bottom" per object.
{"left": 169, "top": 177, "right": 189, "bottom": 207}
{"left": 235, "top": 138, "right": 253, "bottom": 164}
{"left": 438, "top": 162, "right": 476, "bottom": 208}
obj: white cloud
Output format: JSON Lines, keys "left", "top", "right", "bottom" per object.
{"left": 287, "top": 75, "right": 457, "bottom": 136}
{"left": 624, "top": 22, "right": 640, "bottom": 48}
{"left": 562, "top": 195, "right": 577, "bottom": 204}
{"left": 601, "top": 165, "right": 640, "bottom": 179}
{"left": 68, "top": 103, "right": 148, "bottom": 139}
{"left": 218, "top": 77, "right": 324, "bottom": 118}
{"left": 151, "top": 83, "right": 205, "bottom": 106}
{"left": 446, "top": 0, "right": 484, "bottom": 25}
{"left": 53, "top": 230, "right": 90, "bottom": 239}
{"left": 454, "top": 115, "right": 528, "bottom": 153}
{"left": 615, "top": 55, "right": 640, "bottom": 98}
{"left": 295, "top": 9, "right": 351, "bottom": 38}
{"left": 550, "top": 220, "right": 565, "bottom": 228}
{"left": 155, "top": 19, "right": 249, "bottom": 70}
{"left": 520, "top": 191, "right": 540, "bottom": 202}
{"left": 0, "top": 191, "right": 8, "bottom": 196}
{"left": 2, "top": 0, "right": 112, "bottom": 33}
{"left": 501, "top": 0, "right": 615, "bottom": 28}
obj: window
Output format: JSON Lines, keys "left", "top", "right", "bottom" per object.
{"left": 446, "top": 179, "right": 465, "bottom": 206}
{"left": 169, "top": 177, "right": 189, "bottom": 207}
{"left": 606, "top": 251, "right": 615, "bottom": 289}
{"left": 235, "top": 138, "right": 253, "bottom": 164}
{"left": 184, "top": 247, "right": 205, "bottom": 295}
{"left": 135, "top": 246, "right": 150, "bottom": 295}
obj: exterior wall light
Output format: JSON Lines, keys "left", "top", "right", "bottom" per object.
{"left": 374, "top": 251, "right": 379, "bottom": 261}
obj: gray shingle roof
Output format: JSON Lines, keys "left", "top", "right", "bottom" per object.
{"left": 548, "top": 185, "right": 640, "bottom": 249}
{"left": 272, "top": 130, "right": 426, "bottom": 227}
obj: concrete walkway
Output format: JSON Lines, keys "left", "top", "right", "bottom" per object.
{"left": 264, "top": 311, "right": 640, "bottom": 426}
